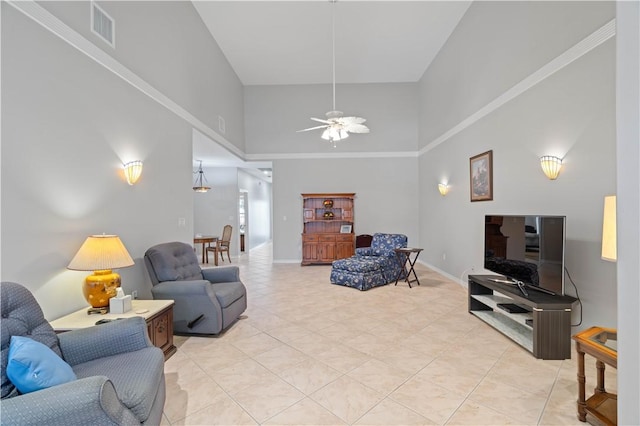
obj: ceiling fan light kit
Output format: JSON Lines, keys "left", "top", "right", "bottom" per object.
{"left": 298, "top": 0, "right": 369, "bottom": 148}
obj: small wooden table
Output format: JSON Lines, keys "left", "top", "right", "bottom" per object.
{"left": 194, "top": 236, "right": 218, "bottom": 264}
{"left": 50, "top": 299, "right": 177, "bottom": 360}
{"left": 394, "top": 247, "right": 423, "bottom": 288}
{"left": 573, "top": 326, "right": 617, "bottom": 426}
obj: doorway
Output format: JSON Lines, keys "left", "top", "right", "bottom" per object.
{"left": 239, "top": 190, "right": 248, "bottom": 253}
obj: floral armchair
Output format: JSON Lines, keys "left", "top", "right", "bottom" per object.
{"left": 330, "top": 233, "right": 408, "bottom": 291}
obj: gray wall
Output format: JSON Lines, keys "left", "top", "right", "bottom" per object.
{"left": 1, "top": 1, "right": 246, "bottom": 320}
{"left": 238, "top": 170, "right": 273, "bottom": 250}
{"left": 417, "top": 2, "right": 616, "bottom": 330}
{"left": 272, "top": 157, "right": 419, "bottom": 262}
{"left": 193, "top": 167, "right": 239, "bottom": 260}
{"left": 38, "top": 0, "right": 245, "bottom": 152}
{"left": 192, "top": 166, "right": 273, "bottom": 258}
{"left": 1, "top": 3, "right": 194, "bottom": 319}
{"left": 616, "top": 1, "right": 640, "bottom": 421}
{"left": 244, "top": 83, "right": 418, "bottom": 154}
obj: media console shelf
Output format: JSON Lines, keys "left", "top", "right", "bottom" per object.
{"left": 468, "top": 274, "right": 577, "bottom": 360}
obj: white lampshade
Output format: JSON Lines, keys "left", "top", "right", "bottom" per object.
{"left": 67, "top": 235, "right": 134, "bottom": 271}
{"left": 601, "top": 195, "right": 617, "bottom": 262}
{"left": 438, "top": 183, "right": 449, "bottom": 196}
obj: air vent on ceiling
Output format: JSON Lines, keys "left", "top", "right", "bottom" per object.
{"left": 91, "top": 2, "right": 115, "bottom": 48}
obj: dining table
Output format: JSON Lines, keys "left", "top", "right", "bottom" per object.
{"left": 193, "top": 236, "right": 218, "bottom": 264}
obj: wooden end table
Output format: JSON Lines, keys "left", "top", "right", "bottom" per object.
{"left": 572, "top": 326, "right": 617, "bottom": 426}
{"left": 394, "top": 247, "right": 423, "bottom": 288}
{"left": 50, "top": 299, "right": 177, "bottom": 360}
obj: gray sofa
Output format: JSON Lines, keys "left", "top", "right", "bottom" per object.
{"left": 0, "top": 281, "right": 165, "bottom": 425}
{"left": 144, "top": 241, "right": 247, "bottom": 335}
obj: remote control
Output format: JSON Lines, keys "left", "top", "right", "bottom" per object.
{"left": 516, "top": 281, "right": 529, "bottom": 297}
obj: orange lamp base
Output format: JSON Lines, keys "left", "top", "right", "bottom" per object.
{"left": 83, "top": 269, "right": 121, "bottom": 308}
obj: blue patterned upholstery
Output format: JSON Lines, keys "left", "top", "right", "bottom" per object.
{"left": 0, "top": 282, "right": 165, "bottom": 425}
{"left": 330, "top": 233, "right": 408, "bottom": 290}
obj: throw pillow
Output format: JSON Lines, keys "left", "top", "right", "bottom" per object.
{"left": 6, "top": 335, "right": 77, "bottom": 394}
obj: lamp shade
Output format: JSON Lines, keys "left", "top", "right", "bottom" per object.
{"left": 67, "top": 235, "right": 134, "bottom": 271}
{"left": 540, "top": 156, "right": 563, "bottom": 180}
{"left": 601, "top": 195, "right": 617, "bottom": 262}
{"left": 123, "top": 161, "right": 143, "bottom": 185}
{"left": 438, "top": 183, "right": 449, "bottom": 196}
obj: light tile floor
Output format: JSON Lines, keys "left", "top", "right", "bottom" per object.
{"left": 161, "top": 243, "right": 616, "bottom": 425}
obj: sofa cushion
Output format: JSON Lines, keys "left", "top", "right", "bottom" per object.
{"left": 332, "top": 257, "right": 382, "bottom": 273}
{"left": 145, "top": 242, "right": 203, "bottom": 283}
{"left": 1, "top": 282, "right": 63, "bottom": 399}
{"left": 71, "top": 347, "right": 163, "bottom": 422}
{"left": 7, "top": 336, "right": 77, "bottom": 394}
{"left": 213, "top": 282, "right": 246, "bottom": 308}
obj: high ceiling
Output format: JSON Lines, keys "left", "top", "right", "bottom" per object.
{"left": 193, "top": 1, "right": 471, "bottom": 86}
{"left": 190, "top": 1, "right": 471, "bottom": 175}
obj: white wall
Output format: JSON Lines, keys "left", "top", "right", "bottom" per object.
{"left": 272, "top": 157, "right": 419, "bottom": 262}
{"left": 417, "top": 2, "right": 616, "bottom": 330}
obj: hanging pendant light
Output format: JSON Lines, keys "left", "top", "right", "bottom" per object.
{"left": 193, "top": 160, "right": 211, "bottom": 193}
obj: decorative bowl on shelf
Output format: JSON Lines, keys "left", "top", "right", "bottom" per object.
{"left": 323, "top": 200, "right": 334, "bottom": 208}
{"left": 323, "top": 211, "right": 334, "bottom": 219}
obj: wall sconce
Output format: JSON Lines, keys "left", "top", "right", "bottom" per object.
{"left": 438, "top": 183, "right": 449, "bottom": 196}
{"left": 123, "top": 161, "right": 143, "bottom": 185}
{"left": 601, "top": 195, "right": 617, "bottom": 262}
{"left": 540, "top": 156, "right": 563, "bottom": 180}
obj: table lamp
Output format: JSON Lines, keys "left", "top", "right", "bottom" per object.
{"left": 67, "top": 234, "right": 134, "bottom": 313}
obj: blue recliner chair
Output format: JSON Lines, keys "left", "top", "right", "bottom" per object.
{"left": 144, "top": 241, "right": 247, "bottom": 335}
{"left": 330, "top": 233, "right": 408, "bottom": 291}
{"left": 0, "top": 282, "right": 165, "bottom": 425}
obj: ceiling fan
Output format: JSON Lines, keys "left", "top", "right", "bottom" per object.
{"left": 297, "top": 0, "right": 369, "bottom": 147}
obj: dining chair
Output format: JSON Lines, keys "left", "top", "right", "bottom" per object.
{"left": 207, "top": 225, "right": 232, "bottom": 264}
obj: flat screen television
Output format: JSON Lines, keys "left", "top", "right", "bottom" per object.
{"left": 484, "top": 215, "right": 566, "bottom": 295}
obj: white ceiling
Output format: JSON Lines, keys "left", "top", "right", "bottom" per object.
{"left": 190, "top": 1, "right": 471, "bottom": 173}
{"left": 193, "top": 1, "right": 471, "bottom": 86}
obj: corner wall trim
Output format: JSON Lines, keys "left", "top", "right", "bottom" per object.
{"left": 6, "top": 0, "right": 245, "bottom": 161}
{"left": 419, "top": 18, "right": 616, "bottom": 156}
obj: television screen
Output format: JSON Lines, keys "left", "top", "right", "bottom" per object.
{"left": 484, "top": 215, "right": 565, "bottom": 295}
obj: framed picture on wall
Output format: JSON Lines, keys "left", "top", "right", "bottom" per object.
{"left": 470, "top": 150, "right": 493, "bottom": 202}
{"left": 340, "top": 225, "right": 352, "bottom": 234}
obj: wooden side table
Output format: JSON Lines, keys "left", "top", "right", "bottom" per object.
{"left": 394, "top": 248, "right": 423, "bottom": 288}
{"left": 572, "top": 326, "right": 617, "bottom": 426}
{"left": 50, "top": 299, "right": 177, "bottom": 360}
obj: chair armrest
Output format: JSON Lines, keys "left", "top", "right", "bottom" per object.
{"left": 202, "top": 266, "right": 240, "bottom": 283}
{"left": 355, "top": 247, "right": 374, "bottom": 256}
{"left": 151, "top": 279, "right": 216, "bottom": 299}
{"left": 0, "top": 376, "right": 139, "bottom": 425}
{"left": 59, "top": 317, "right": 152, "bottom": 366}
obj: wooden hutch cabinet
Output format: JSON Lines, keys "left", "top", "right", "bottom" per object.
{"left": 485, "top": 215, "right": 508, "bottom": 258}
{"left": 301, "top": 193, "right": 355, "bottom": 265}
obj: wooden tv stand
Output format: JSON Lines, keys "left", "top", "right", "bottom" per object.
{"left": 468, "top": 274, "right": 577, "bottom": 360}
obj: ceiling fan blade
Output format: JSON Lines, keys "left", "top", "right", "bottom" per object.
{"left": 310, "top": 117, "right": 333, "bottom": 124}
{"left": 344, "top": 124, "right": 370, "bottom": 134}
{"left": 338, "top": 116, "right": 366, "bottom": 125}
{"left": 297, "top": 124, "right": 330, "bottom": 132}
